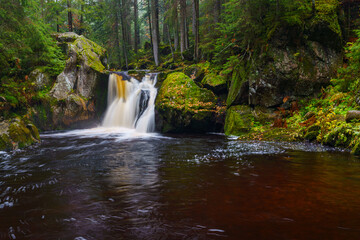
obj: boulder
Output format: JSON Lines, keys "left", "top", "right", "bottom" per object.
{"left": 226, "top": 10, "right": 343, "bottom": 109}
{"left": 224, "top": 105, "right": 254, "bottom": 136}
{"left": 183, "top": 65, "right": 205, "bottom": 83}
{"left": 45, "top": 32, "right": 108, "bottom": 128}
{"left": 201, "top": 73, "right": 227, "bottom": 94}
{"left": 226, "top": 65, "right": 249, "bottom": 107}
{"left": 248, "top": 43, "right": 342, "bottom": 107}
{"left": 0, "top": 118, "right": 40, "bottom": 151}
{"left": 345, "top": 110, "right": 360, "bottom": 123}
{"left": 155, "top": 72, "right": 217, "bottom": 133}
{"left": 51, "top": 32, "right": 107, "bottom": 100}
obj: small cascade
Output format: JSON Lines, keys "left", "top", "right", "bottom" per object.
{"left": 102, "top": 72, "right": 158, "bottom": 133}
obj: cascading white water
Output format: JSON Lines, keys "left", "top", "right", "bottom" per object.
{"left": 102, "top": 73, "right": 158, "bottom": 133}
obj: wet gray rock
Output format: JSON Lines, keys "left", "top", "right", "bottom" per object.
{"left": 248, "top": 43, "right": 342, "bottom": 108}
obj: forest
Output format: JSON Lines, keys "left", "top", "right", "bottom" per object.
{"left": 2, "top": 1, "right": 360, "bottom": 239}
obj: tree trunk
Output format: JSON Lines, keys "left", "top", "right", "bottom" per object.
{"left": 166, "top": 23, "right": 175, "bottom": 60}
{"left": 119, "top": 0, "right": 128, "bottom": 69}
{"left": 147, "top": 0, "right": 153, "bottom": 48}
{"left": 174, "top": 0, "right": 179, "bottom": 51}
{"left": 134, "top": 0, "right": 139, "bottom": 53}
{"left": 214, "top": 0, "right": 221, "bottom": 23}
{"left": 193, "top": 0, "right": 199, "bottom": 62}
{"left": 179, "top": 0, "right": 186, "bottom": 55}
{"left": 79, "top": 3, "right": 84, "bottom": 35}
{"left": 151, "top": 0, "right": 160, "bottom": 66}
{"left": 115, "top": 0, "right": 122, "bottom": 66}
{"left": 67, "top": 0, "right": 73, "bottom": 32}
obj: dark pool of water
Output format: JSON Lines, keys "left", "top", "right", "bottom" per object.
{"left": 0, "top": 129, "right": 360, "bottom": 239}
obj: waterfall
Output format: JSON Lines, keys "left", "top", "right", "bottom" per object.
{"left": 102, "top": 72, "right": 158, "bottom": 133}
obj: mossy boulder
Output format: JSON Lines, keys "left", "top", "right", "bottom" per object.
{"left": 51, "top": 32, "right": 107, "bottom": 100}
{"left": 224, "top": 105, "right": 254, "bottom": 136}
{"left": 45, "top": 33, "right": 108, "bottom": 129}
{"left": 227, "top": 64, "right": 249, "bottom": 107}
{"left": 0, "top": 118, "right": 40, "bottom": 151}
{"left": 155, "top": 72, "right": 217, "bottom": 133}
{"left": 201, "top": 73, "right": 227, "bottom": 94}
{"left": 183, "top": 65, "right": 205, "bottom": 83}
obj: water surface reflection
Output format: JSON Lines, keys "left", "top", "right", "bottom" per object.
{"left": 0, "top": 129, "right": 359, "bottom": 239}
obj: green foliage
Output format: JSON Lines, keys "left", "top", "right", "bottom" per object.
{"left": 0, "top": 0, "right": 65, "bottom": 79}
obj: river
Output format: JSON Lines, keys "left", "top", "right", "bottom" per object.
{"left": 0, "top": 129, "right": 359, "bottom": 239}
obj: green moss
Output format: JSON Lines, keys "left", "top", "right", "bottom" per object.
{"left": 224, "top": 105, "right": 254, "bottom": 136}
{"left": 201, "top": 73, "right": 227, "bottom": 93}
{"left": 72, "top": 35, "right": 106, "bottom": 72}
{"left": 226, "top": 64, "right": 248, "bottom": 107}
{"left": 155, "top": 72, "right": 217, "bottom": 132}
{"left": 0, "top": 134, "right": 12, "bottom": 151}
{"left": 26, "top": 124, "right": 40, "bottom": 140}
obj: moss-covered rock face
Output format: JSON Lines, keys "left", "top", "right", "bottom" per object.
{"left": 183, "top": 65, "right": 205, "bottom": 83}
{"left": 0, "top": 118, "right": 40, "bottom": 151}
{"left": 40, "top": 33, "right": 109, "bottom": 129}
{"left": 155, "top": 72, "right": 217, "bottom": 133}
{"left": 201, "top": 73, "right": 227, "bottom": 94}
{"left": 227, "top": 65, "right": 249, "bottom": 107}
{"left": 51, "top": 32, "right": 107, "bottom": 100}
{"left": 224, "top": 105, "right": 254, "bottom": 136}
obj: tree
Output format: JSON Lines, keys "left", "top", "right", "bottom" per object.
{"left": 179, "top": 0, "right": 186, "bottom": 55}
{"left": 134, "top": 0, "right": 140, "bottom": 53}
{"left": 67, "top": 0, "right": 73, "bottom": 32}
{"left": 151, "top": 0, "right": 160, "bottom": 66}
{"left": 193, "top": 0, "right": 199, "bottom": 61}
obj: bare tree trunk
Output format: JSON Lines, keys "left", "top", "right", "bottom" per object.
{"left": 174, "top": 0, "right": 179, "bottom": 51}
{"left": 79, "top": 3, "right": 84, "bottom": 35}
{"left": 193, "top": 0, "right": 199, "bottom": 62}
{"left": 134, "top": 0, "right": 139, "bottom": 53}
{"left": 166, "top": 24, "right": 175, "bottom": 60}
{"left": 67, "top": 0, "right": 73, "bottom": 32}
{"left": 114, "top": 0, "right": 122, "bottom": 66}
{"left": 151, "top": 0, "right": 160, "bottom": 66}
{"left": 147, "top": 0, "right": 153, "bottom": 48}
{"left": 119, "top": 0, "right": 128, "bottom": 69}
{"left": 179, "top": 0, "right": 186, "bottom": 55}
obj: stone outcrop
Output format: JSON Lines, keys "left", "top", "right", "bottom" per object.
{"left": 155, "top": 72, "right": 218, "bottom": 133}
{"left": 45, "top": 32, "right": 108, "bottom": 128}
{"left": 227, "top": 13, "right": 343, "bottom": 108}
{"left": 201, "top": 73, "right": 227, "bottom": 94}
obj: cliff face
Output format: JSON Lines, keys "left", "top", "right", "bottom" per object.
{"left": 32, "top": 33, "right": 109, "bottom": 130}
